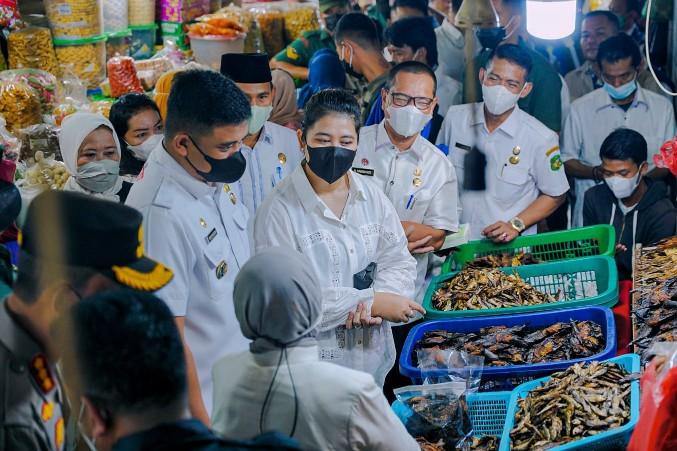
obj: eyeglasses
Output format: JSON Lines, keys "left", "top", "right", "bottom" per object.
{"left": 389, "top": 91, "right": 434, "bottom": 111}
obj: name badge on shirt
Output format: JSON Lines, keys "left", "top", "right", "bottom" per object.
{"left": 352, "top": 167, "right": 374, "bottom": 176}
{"left": 206, "top": 228, "right": 217, "bottom": 243}
{"left": 455, "top": 142, "right": 472, "bottom": 151}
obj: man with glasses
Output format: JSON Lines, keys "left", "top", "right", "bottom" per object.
{"left": 355, "top": 61, "right": 459, "bottom": 398}
{"left": 437, "top": 44, "right": 569, "bottom": 242}
{"left": 562, "top": 34, "right": 675, "bottom": 228}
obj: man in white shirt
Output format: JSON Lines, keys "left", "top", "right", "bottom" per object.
{"left": 220, "top": 53, "right": 303, "bottom": 222}
{"left": 435, "top": 0, "right": 479, "bottom": 83}
{"left": 562, "top": 34, "right": 675, "bottom": 228}
{"left": 126, "top": 70, "right": 252, "bottom": 422}
{"left": 437, "top": 44, "right": 569, "bottom": 241}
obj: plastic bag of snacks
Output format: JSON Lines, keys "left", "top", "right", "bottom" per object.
{"left": 0, "top": 69, "right": 58, "bottom": 114}
{"left": 0, "top": 80, "right": 42, "bottom": 133}
{"left": 129, "top": 0, "right": 155, "bottom": 25}
{"left": 45, "top": 0, "right": 103, "bottom": 40}
{"left": 16, "top": 124, "right": 61, "bottom": 162}
{"left": 54, "top": 35, "right": 107, "bottom": 89}
{"left": 0, "top": 0, "right": 19, "bottom": 29}
{"left": 187, "top": 17, "right": 246, "bottom": 37}
{"left": 0, "top": 117, "right": 21, "bottom": 161}
{"left": 8, "top": 27, "right": 60, "bottom": 76}
{"left": 134, "top": 57, "right": 173, "bottom": 90}
{"left": 107, "top": 56, "right": 143, "bottom": 98}
{"left": 201, "top": 5, "right": 263, "bottom": 53}
{"left": 17, "top": 151, "right": 69, "bottom": 191}
{"left": 103, "top": 0, "right": 128, "bottom": 33}
{"left": 89, "top": 100, "right": 113, "bottom": 118}
{"left": 106, "top": 29, "right": 132, "bottom": 57}
{"left": 283, "top": 4, "right": 319, "bottom": 42}
{"left": 160, "top": 0, "right": 210, "bottom": 23}
{"left": 247, "top": 4, "right": 285, "bottom": 56}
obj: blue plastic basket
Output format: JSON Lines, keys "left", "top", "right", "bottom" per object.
{"left": 498, "top": 354, "right": 640, "bottom": 451}
{"left": 399, "top": 307, "right": 617, "bottom": 390}
{"left": 392, "top": 390, "right": 511, "bottom": 437}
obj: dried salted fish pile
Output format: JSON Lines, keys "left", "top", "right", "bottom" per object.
{"left": 509, "top": 361, "right": 634, "bottom": 450}
{"left": 416, "top": 437, "right": 445, "bottom": 451}
{"left": 467, "top": 436, "right": 499, "bottom": 450}
{"left": 633, "top": 236, "right": 677, "bottom": 362}
{"left": 403, "top": 392, "right": 471, "bottom": 450}
{"left": 466, "top": 252, "right": 541, "bottom": 270}
{"left": 415, "top": 321, "right": 604, "bottom": 367}
{"left": 433, "top": 268, "right": 558, "bottom": 311}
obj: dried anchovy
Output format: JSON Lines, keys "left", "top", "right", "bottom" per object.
{"left": 466, "top": 252, "right": 541, "bottom": 270}
{"left": 632, "top": 236, "right": 677, "bottom": 362}
{"left": 432, "top": 268, "right": 557, "bottom": 311}
{"left": 510, "top": 361, "right": 633, "bottom": 450}
{"left": 415, "top": 320, "right": 604, "bottom": 366}
{"left": 467, "top": 436, "right": 499, "bottom": 451}
{"left": 416, "top": 437, "right": 445, "bottom": 451}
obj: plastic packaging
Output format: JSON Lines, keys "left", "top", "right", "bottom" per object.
{"left": 106, "top": 29, "right": 132, "bottom": 57}
{"left": 134, "top": 57, "right": 173, "bottom": 90}
{"left": 654, "top": 137, "right": 677, "bottom": 176}
{"left": 17, "top": 124, "right": 61, "bottom": 162}
{"left": 248, "top": 4, "right": 285, "bottom": 56}
{"left": 8, "top": 27, "right": 60, "bottom": 76}
{"left": 103, "top": 0, "right": 128, "bottom": 33}
{"left": 189, "top": 35, "right": 245, "bottom": 70}
{"left": 54, "top": 35, "right": 107, "bottom": 88}
{"left": 107, "top": 56, "right": 143, "bottom": 98}
{"left": 130, "top": 23, "right": 158, "bottom": 60}
{"left": 0, "top": 69, "right": 58, "bottom": 114}
{"left": 0, "top": 1, "right": 19, "bottom": 29}
{"left": 45, "top": 0, "right": 103, "bottom": 40}
{"left": 283, "top": 4, "right": 319, "bottom": 42}
{"left": 89, "top": 100, "right": 113, "bottom": 118}
{"left": 199, "top": 5, "right": 262, "bottom": 53}
{"left": 0, "top": 117, "right": 21, "bottom": 162}
{"left": 128, "top": 0, "right": 155, "bottom": 26}
{"left": 17, "top": 151, "right": 69, "bottom": 192}
{"left": 0, "top": 81, "right": 42, "bottom": 133}
{"left": 160, "top": 0, "right": 210, "bottom": 23}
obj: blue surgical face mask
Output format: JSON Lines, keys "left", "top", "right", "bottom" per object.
{"left": 604, "top": 77, "right": 637, "bottom": 101}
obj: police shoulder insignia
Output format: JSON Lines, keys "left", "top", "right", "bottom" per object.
{"left": 287, "top": 47, "right": 300, "bottom": 61}
{"left": 550, "top": 154, "right": 563, "bottom": 171}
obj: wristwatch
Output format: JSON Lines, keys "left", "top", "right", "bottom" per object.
{"left": 509, "top": 217, "right": 526, "bottom": 233}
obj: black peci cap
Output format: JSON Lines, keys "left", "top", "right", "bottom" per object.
{"left": 19, "top": 191, "right": 173, "bottom": 291}
{"left": 220, "top": 53, "right": 272, "bottom": 84}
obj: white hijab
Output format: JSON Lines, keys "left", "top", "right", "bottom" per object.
{"left": 59, "top": 112, "right": 124, "bottom": 202}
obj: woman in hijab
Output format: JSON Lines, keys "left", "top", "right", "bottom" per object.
{"left": 59, "top": 112, "right": 132, "bottom": 202}
{"left": 297, "top": 49, "right": 346, "bottom": 109}
{"left": 269, "top": 69, "right": 302, "bottom": 130}
{"left": 211, "top": 247, "right": 418, "bottom": 451}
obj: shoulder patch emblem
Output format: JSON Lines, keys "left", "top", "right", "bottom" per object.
{"left": 546, "top": 145, "right": 560, "bottom": 157}
{"left": 287, "top": 47, "right": 300, "bottom": 60}
{"left": 550, "top": 154, "right": 563, "bottom": 171}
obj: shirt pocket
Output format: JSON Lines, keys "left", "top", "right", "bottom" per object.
{"left": 492, "top": 163, "right": 530, "bottom": 203}
{"left": 203, "top": 240, "right": 233, "bottom": 303}
{"left": 399, "top": 189, "right": 431, "bottom": 222}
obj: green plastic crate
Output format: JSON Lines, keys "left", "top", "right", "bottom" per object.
{"left": 424, "top": 256, "right": 618, "bottom": 319}
{"left": 442, "top": 225, "right": 615, "bottom": 273}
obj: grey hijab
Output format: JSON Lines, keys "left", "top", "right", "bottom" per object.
{"left": 234, "top": 247, "right": 322, "bottom": 354}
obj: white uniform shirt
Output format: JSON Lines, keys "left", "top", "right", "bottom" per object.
{"left": 125, "top": 143, "right": 250, "bottom": 415}
{"left": 238, "top": 121, "right": 303, "bottom": 220}
{"left": 253, "top": 166, "right": 417, "bottom": 386}
{"left": 435, "top": 69, "right": 462, "bottom": 117}
{"left": 212, "top": 347, "right": 419, "bottom": 451}
{"left": 437, "top": 103, "right": 570, "bottom": 240}
{"left": 435, "top": 19, "right": 480, "bottom": 83}
{"left": 562, "top": 86, "right": 676, "bottom": 227}
{"left": 356, "top": 122, "right": 459, "bottom": 300}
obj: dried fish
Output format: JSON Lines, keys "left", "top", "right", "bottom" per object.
{"left": 416, "top": 437, "right": 445, "bottom": 451}
{"left": 432, "top": 268, "right": 559, "bottom": 311}
{"left": 466, "top": 252, "right": 541, "bottom": 270}
{"left": 467, "top": 435, "right": 499, "bottom": 450}
{"left": 402, "top": 391, "right": 471, "bottom": 450}
{"left": 509, "top": 361, "right": 633, "bottom": 450}
{"left": 415, "top": 321, "right": 604, "bottom": 367}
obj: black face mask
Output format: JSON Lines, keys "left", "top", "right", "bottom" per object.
{"left": 306, "top": 144, "right": 356, "bottom": 184}
{"left": 476, "top": 27, "right": 506, "bottom": 50}
{"left": 186, "top": 135, "right": 247, "bottom": 183}
{"left": 324, "top": 13, "right": 343, "bottom": 33}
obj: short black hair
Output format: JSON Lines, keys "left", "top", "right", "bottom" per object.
{"left": 110, "top": 93, "right": 161, "bottom": 145}
{"left": 451, "top": 0, "right": 463, "bottom": 13}
{"left": 165, "top": 70, "right": 251, "bottom": 139}
{"left": 385, "top": 17, "right": 438, "bottom": 68}
{"left": 597, "top": 34, "right": 641, "bottom": 68}
{"left": 394, "top": 0, "right": 428, "bottom": 16}
{"left": 66, "top": 289, "right": 186, "bottom": 416}
{"left": 334, "top": 12, "right": 381, "bottom": 51}
{"left": 302, "top": 89, "right": 361, "bottom": 137}
{"left": 583, "top": 10, "right": 621, "bottom": 31}
{"left": 623, "top": 0, "right": 642, "bottom": 13}
{"left": 386, "top": 61, "right": 438, "bottom": 95}
{"left": 600, "top": 128, "right": 647, "bottom": 166}
{"left": 487, "top": 44, "right": 533, "bottom": 78}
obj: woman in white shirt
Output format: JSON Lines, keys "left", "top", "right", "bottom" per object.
{"left": 253, "top": 89, "right": 423, "bottom": 387}
{"left": 211, "top": 247, "right": 419, "bottom": 451}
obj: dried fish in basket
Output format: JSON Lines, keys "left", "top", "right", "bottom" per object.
{"left": 432, "top": 268, "right": 559, "bottom": 312}
{"left": 466, "top": 435, "right": 499, "bottom": 450}
{"left": 509, "top": 361, "right": 633, "bottom": 450}
{"left": 466, "top": 252, "right": 541, "bottom": 270}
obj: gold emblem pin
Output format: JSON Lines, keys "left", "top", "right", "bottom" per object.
{"left": 414, "top": 167, "right": 422, "bottom": 177}
{"left": 199, "top": 218, "right": 207, "bottom": 228}
{"left": 223, "top": 184, "right": 231, "bottom": 193}
{"left": 278, "top": 152, "right": 287, "bottom": 164}
{"left": 509, "top": 155, "right": 521, "bottom": 165}
{"left": 216, "top": 260, "right": 228, "bottom": 279}
{"left": 413, "top": 177, "right": 422, "bottom": 187}
{"left": 512, "top": 146, "right": 521, "bottom": 155}
{"left": 229, "top": 192, "right": 237, "bottom": 205}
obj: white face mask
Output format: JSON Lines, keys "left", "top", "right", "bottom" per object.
{"left": 126, "top": 134, "right": 163, "bottom": 161}
{"left": 248, "top": 105, "right": 273, "bottom": 136}
{"left": 605, "top": 169, "right": 642, "bottom": 200}
{"left": 482, "top": 83, "right": 523, "bottom": 115}
{"left": 76, "top": 159, "right": 120, "bottom": 193}
{"left": 386, "top": 105, "right": 430, "bottom": 138}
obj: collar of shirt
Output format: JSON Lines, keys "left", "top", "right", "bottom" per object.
{"left": 155, "top": 142, "right": 220, "bottom": 199}
{"left": 470, "top": 102, "right": 521, "bottom": 138}
{"left": 0, "top": 300, "right": 42, "bottom": 363}
{"left": 439, "top": 19, "right": 464, "bottom": 49}
{"left": 594, "top": 85, "right": 650, "bottom": 113}
{"left": 243, "top": 123, "right": 274, "bottom": 153}
{"left": 375, "top": 121, "right": 425, "bottom": 160}
{"left": 251, "top": 345, "right": 319, "bottom": 367}
{"left": 290, "top": 165, "right": 367, "bottom": 218}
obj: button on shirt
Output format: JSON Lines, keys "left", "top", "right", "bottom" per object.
{"left": 437, "top": 103, "right": 570, "bottom": 240}
{"left": 356, "top": 122, "right": 459, "bottom": 299}
{"left": 237, "top": 121, "right": 302, "bottom": 220}
{"left": 253, "top": 166, "right": 417, "bottom": 386}
{"left": 125, "top": 143, "right": 250, "bottom": 416}
{"left": 562, "top": 86, "right": 676, "bottom": 227}
{"left": 0, "top": 301, "right": 65, "bottom": 451}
